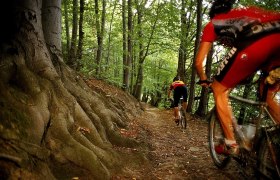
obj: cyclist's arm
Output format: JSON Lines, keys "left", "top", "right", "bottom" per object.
{"left": 195, "top": 41, "right": 213, "bottom": 86}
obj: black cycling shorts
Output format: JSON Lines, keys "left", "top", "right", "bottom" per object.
{"left": 173, "top": 85, "right": 188, "bottom": 107}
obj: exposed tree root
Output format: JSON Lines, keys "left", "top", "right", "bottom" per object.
{"left": 0, "top": 40, "right": 143, "bottom": 179}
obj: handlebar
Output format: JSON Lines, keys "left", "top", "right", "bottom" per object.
{"left": 196, "top": 79, "right": 213, "bottom": 86}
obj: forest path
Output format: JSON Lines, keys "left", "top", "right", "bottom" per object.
{"left": 113, "top": 104, "right": 244, "bottom": 180}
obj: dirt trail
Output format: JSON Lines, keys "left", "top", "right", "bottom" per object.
{"left": 113, "top": 105, "right": 244, "bottom": 180}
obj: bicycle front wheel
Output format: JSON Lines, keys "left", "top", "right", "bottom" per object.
{"left": 208, "top": 108, "right": 230, "bottom": 168}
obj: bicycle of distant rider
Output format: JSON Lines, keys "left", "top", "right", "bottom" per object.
{"left": 178, "top": 97, "right": 187, "bottom": 129}
{"left": 208, "top": 80, "right": 280, "bottom": 179}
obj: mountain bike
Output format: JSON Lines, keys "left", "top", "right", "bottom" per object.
{"left": 208, "top": 82, "right": 280, "bottom": 179}
{"left": 169, "top": 97, "right": 187, "bottom": 129}
{"left": 178, "top": 97, "right": 187, "bottom": 129}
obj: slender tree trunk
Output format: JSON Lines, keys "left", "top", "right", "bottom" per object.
{"left": 68, "top": 0, "right": 78, "bottom": 69}
{"left": 63, "top": 0, "right": 70, "bottom": 60}
{"left": 122, "top": 0, "right": 128, "bottom": 91}
{"left": 125, "top": 0, "right": 133, "bottom": 92}
{"left": 94, "top": 0, "right": 106, "bottom": 76}
{"left": 133, "top": 1, "right": 159, "bottom": 100}
{"left": 187, "top": 0, "right": 202, "bottom": 113}
{"left": 105, "top": 0, "right": 117, "bottom": 73}
{"left": 100, "top": 0, "right": 106, "bottom": 74}
{"left": 133, "top": 1, "right": 144, "bottom": 100}
{"left": 196, "top": 47, "right": 213, "bottom": 116}
{"left": 177, "top": 0, "right": 187, "bottom": 82}
{"left": 76, "top": 0, "right": 85, "bottom": 71}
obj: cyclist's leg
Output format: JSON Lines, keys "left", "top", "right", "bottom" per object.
{"left": 213, "top": 33, "right": 280, "bottom": 148}
{"left": 181, "top": 86, "right": 188, "bottom": 112}
{"left": 260, "top": 75, "right": 280, "bottom": 124}
{"left": 173, "top": 88, "right": 180, "bottom": 120}
{"left": 211, "top": 80, "right": 235, "bottom": 141}
{"left": 174, "top": 107, "right": 179, "bottom": 121}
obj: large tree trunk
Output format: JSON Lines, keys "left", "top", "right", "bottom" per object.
{"left": 0, "top": 0, "right": 141, "bottom": 179}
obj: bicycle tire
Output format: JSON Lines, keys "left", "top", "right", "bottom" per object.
{"left": 180, "top": 109, "right": 187, "bottom": 129}
{"left": 208, "top": 108, "right": 231, "bottom": 168}
{"left": 257, "top": 128, "right": 280, "bottom": 179}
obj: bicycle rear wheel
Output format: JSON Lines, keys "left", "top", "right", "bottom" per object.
{"left": 208, "top": 108, "right": 231, "bottom": 168}
{"left": 180, "top": 109, "right": 187, "bottom": 129}
{"left": 257, "top": 127, "right": 280, "bottom": 179}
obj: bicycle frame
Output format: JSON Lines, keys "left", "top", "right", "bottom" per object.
{"left": 229, "top": 95, "right": 278, "bottom": 126}
{"left": 208, "top": 81, "right": 280, "bottom": 178}
{"left": 229, "top": 94, "right": 280, "bottom": 177}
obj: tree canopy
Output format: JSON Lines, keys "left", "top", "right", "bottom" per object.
{"left": 61, "top": 0, "right": 280, "bottom": 111}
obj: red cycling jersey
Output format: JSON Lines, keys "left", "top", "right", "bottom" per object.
{"left": 200, "top": 6, "right": 280, "bottom": 88}
{"left": 169, "top": 80, "right": 185, "bottom": 90}
{"left": 201, "top": 6, "right": 280, "bottom": 46}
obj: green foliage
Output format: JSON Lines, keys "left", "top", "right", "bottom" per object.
{"left": 61, "top": 0, "right": 279, "bottom": 111}
{"left": 239, "top": 0, "right": 280, "bottom": 11}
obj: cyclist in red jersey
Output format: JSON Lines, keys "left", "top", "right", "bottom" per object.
{"left": 168, "top": 76, "right": 188, "bottom": 125}
{"left": 195, "top": 0, "right": 280, "bottom": 155}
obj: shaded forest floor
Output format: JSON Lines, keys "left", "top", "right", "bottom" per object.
{"left": 111, "top": 105, "right": 246, "bottom": 180}
{"left": 86, "top": 78, "right": 247, "bottom": 180}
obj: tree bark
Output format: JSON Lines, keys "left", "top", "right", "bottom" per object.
{"left": 126, "top": 0, "right": 133, "bottom": 92}
{"left": 187, "top": 0, "right": 202, "bottom": 113}
{"left": 63, "top": 0, "right": 70, "bottom": 59}
{"left": 122, "top": 0, "right": 128, "bottom": 91}
{"left": 177, "top": 0, "right": 187, "bottom": 82}
{"left": 76, "top": 0, "right": 85, "bottom": 71}
{"left": 0, "top": 0, "right": 141, "bottom": 179}
{"left": 195, "top": 47, "right": 213, "bottom": 117}
{"left": 105, "top": 0, "right": 117, "bottom": 73}
{"left": 133, "top": 1, "right": 159, "bottom": 100}
{"left": 94, "top": 0, "right": 106, "bottom": 76}
{"left": 67, "top": 0, "right": 78, "bottom": 69}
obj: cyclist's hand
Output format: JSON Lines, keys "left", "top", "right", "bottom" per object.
{"left": 197, "top": 79, "right": 212, "bottom": 87}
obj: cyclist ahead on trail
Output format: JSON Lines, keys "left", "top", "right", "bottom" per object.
{"left": 168, "top": 76, "right": 188, "bottom": 125}
{"left": 195, "top": 0, "right": 280, "bottom": 155}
